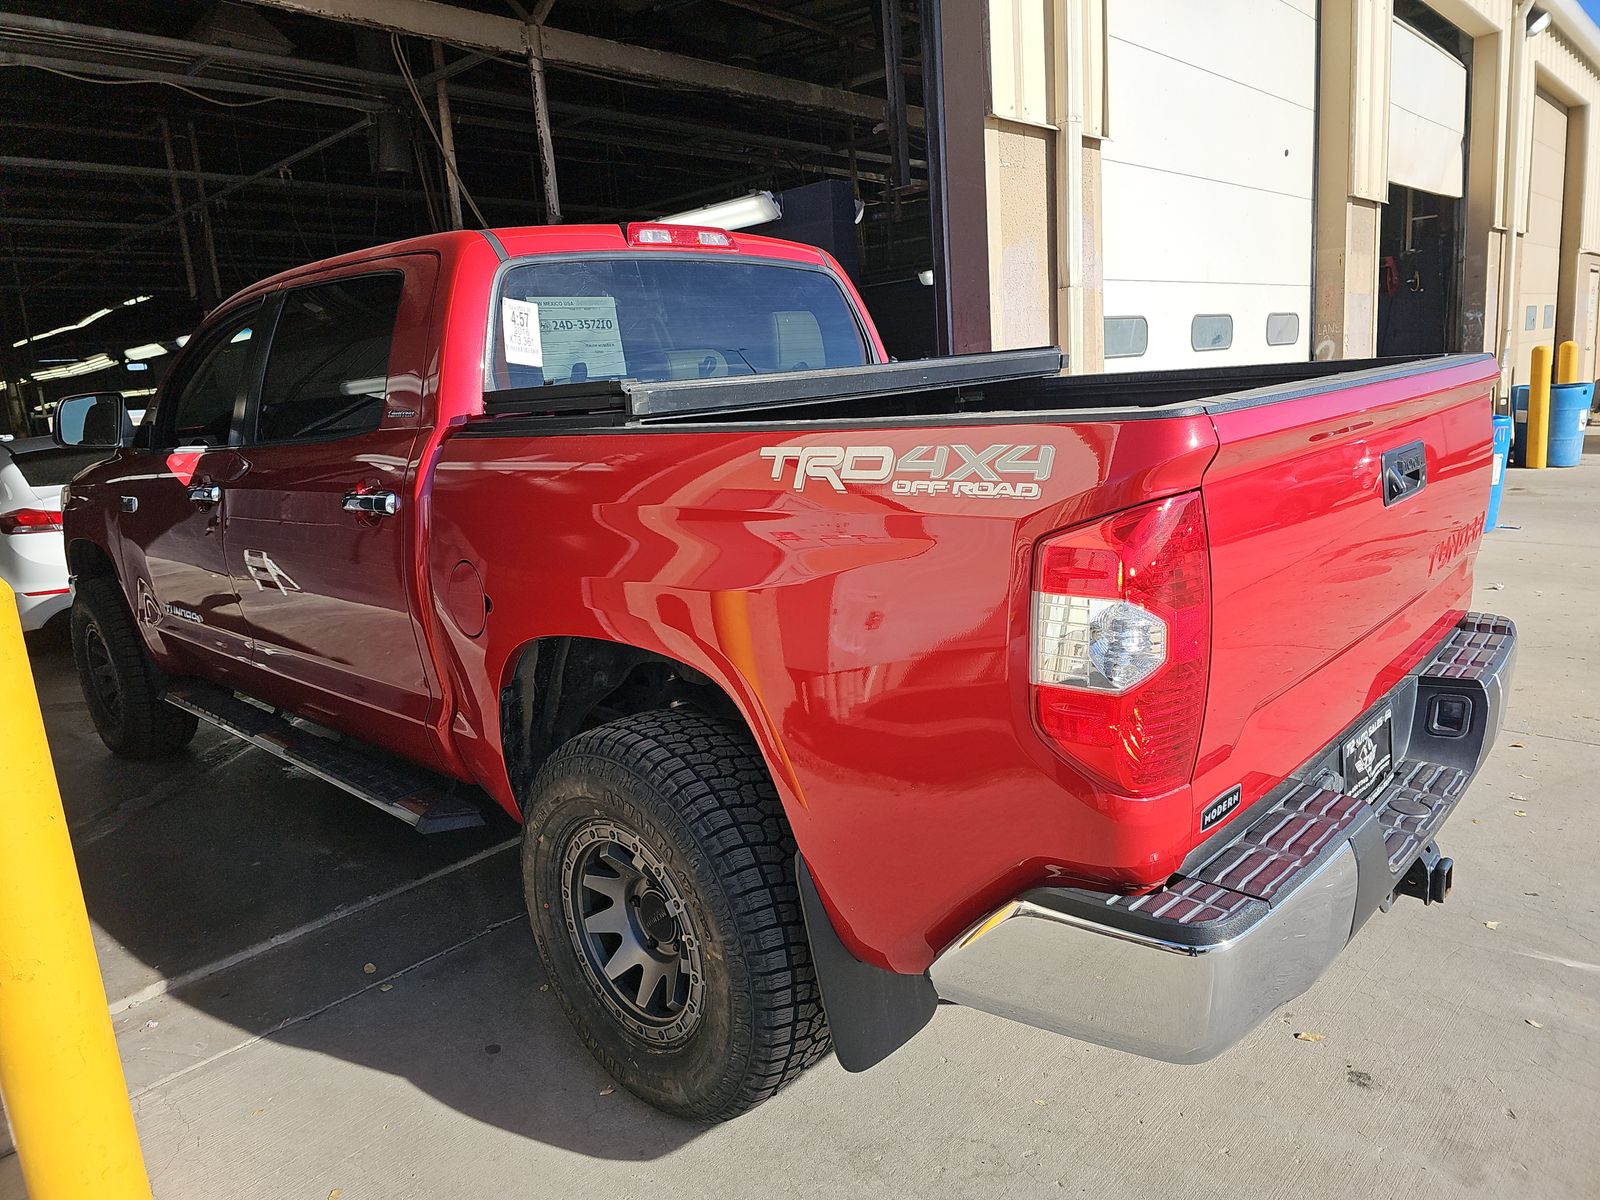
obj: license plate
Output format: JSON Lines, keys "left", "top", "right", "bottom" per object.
{"left": 1342, "top": 709, "right": 1395, "bottom": 802}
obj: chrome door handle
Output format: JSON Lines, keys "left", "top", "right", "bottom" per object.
{"left": 342, "top": 490, "right": 400, "bottom": 517}
{"left": 187, "top": 484, "right": 222, "bottom": 505}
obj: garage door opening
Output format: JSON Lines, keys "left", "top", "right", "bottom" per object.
{"left": 1510, "top": 89, "right": 1570, "bottom": 386}
{"left": 1377, "top": 184, "right": 1462, "bottom": 357}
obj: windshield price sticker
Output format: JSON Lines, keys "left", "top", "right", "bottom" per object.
{"left": 501, "top": 298, "right": 543, "bottom": 367}
{"left": 522, "top": 295, "right": 627, "bottom": 382}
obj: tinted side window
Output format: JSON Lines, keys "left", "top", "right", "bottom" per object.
{"left": 255, "top": 274, "right": 403, "bottom": 443}
{"left": 165, "top": 311, "right": 259, "bottom": 447}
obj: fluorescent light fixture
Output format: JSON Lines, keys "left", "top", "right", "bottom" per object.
{"left": 1527, "top": 7, "right": 1552, "bottom": 35}
{"left": 917, "top": 270, "right": 934, "bottom": 286}
{"left": 175, "top": 334, "right": 190, "bottom": 347}
{"left": 125, "top": 361, "right": 149, "bottom": 372}
{"left": 122, "top": 387, "right": 156, "bottom": 398}
{"left": 123, "top": 342, "right": 168, "bottom": 360}
{"left": 30, "top": 353, "right": 117, "bottom": 382}
{"left": 11, "top": 295, "right": 151, "bottom": 349}
{"left": 657, "top": 191, "right": 781, "bottom": 231}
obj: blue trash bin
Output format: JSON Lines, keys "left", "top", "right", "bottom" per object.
{"left": 1487, "top": 414, "right": 1513, "bottom": 530}
{"left": 1548, "top": 382, "right": 1593, "bottom": 467}
{"left": 1511, "top": 385, "right": 1529, "bottom": 467}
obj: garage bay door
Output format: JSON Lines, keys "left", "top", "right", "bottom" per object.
{"left": 1512, "top": 90, "right": 1568, "bottom": 386}
{"left": 1099, "top": 0, "right": 1316, "bottom": 372}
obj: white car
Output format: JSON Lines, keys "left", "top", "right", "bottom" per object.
{"left": 0, "top": 436, "right": 108, "bottom": 633}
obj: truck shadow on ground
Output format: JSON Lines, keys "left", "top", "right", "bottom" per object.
{"left": 35, "top": 642, "right": 703, "bottom": 1161}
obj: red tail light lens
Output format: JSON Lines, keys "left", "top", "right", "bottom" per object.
{"left": 1031, "top": 492, "right": 1211, "bottom": 796}
{"left": 0, "top": 508, "right": 64, "bottom": 536}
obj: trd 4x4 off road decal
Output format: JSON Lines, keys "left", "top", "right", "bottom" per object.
{"left": 758, "top": 444, "right": 1054, "bottom": 499}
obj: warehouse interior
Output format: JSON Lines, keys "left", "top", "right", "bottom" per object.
{"left": 0, "top": 0, "right": 935, "bottom": 436}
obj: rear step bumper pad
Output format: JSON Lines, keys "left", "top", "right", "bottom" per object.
{"left": 928, "top": 611, "right": 1516, "bottom": 1064}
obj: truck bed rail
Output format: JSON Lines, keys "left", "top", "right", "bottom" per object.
{"left": 478, "top": 348, "right": 1065, "bottom": 429}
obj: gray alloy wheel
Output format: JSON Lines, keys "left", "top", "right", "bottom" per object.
{"left": 560, "top": 818, "right": 707, "bottom": 1046}
{"left": 521, "top": 708, "right": 831, "bottom": 1120}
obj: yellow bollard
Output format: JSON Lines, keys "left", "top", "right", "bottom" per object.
{"left": 1527, "top": 344, "right": 1553, "bottom": 470}
{"left": 0, "top": 583, "right": 151, "bottom": 1199}
{"left": 1557, "top": 339, "right": 1579, "bottom": 385}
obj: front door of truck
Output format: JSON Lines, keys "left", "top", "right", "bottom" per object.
{"left": 110, "top": 301, "right": 263, "bottom": 673}
{"left": 222, "top": 257, "right": 439, "bottom": 763}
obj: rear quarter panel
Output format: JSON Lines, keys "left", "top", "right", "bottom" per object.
{"left": 431, "top": 415, "right": 1216, "bottom": 972}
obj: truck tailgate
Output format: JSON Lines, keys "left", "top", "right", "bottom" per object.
{"left": 1191, "top": 355, "right": 1499, "bottom": 831}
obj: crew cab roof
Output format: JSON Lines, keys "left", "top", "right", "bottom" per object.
{"left": 222, "top": 224, "right": 839, "bottom": 312}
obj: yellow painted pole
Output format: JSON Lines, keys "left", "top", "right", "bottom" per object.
{"left": 1557, "top": 339, "right": 1579, "bottom": 385}
{"left": 1527, "top": 344, "right": 1553, "bottom": 470}
{"left": 0, "top": 583, "right": 151, "bottom": 1199}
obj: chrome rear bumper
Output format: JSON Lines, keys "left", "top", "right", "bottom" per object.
{"left": 931, "top": 842, "right": 1359, "bottom": 1063}
{"left": 928, "top": 612, "right": 1516, "bottom": 1063}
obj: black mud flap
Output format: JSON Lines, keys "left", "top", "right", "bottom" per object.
{"left": 797, "top": 856, "right": 938, "bottom": 1072}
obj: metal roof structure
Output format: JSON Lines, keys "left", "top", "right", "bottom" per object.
{"left": 0, "top": 0, "right": 930, "bottom": 424}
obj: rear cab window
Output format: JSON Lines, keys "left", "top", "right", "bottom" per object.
{"left": 485, "top": 255, "right": 871, "bottom": 390}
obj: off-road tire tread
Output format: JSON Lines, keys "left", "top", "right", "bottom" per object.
{"left": 527, "top": 709, "right": 830, "bottom": 1119}
{"left": 72, "top": 577, "right": 197, "bottom": 758}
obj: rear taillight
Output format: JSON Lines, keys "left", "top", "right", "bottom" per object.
{"left": 1031, "top": 492, "right": 1211, "bottom": 796}
{"left": 0, "top": 508, "right": 63, "bottom": 536}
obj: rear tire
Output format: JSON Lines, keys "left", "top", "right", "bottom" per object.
{"left": 71, "top": 578, "right": 198, "bottom": 759}
{"left": 522, "top": 709, "right": 830, "bottom": 1120}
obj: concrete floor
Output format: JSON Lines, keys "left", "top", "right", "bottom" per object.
{"left": 3, "top": 436, "right": 1598, "bottom": 1199}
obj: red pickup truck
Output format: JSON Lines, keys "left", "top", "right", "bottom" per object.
{"left": 57, "top": 223, "right": 1515, "bottom": 1121}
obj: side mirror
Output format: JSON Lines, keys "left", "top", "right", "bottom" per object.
{"left": 53, "top": 392, "right": 133, "bottom": 449}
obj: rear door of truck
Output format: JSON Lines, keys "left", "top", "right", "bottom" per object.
{"left": 1190, "top": 354, "right": 1499, "bottom": 833}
